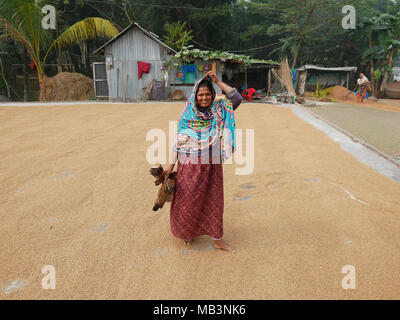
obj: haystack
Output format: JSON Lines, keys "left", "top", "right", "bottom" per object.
{"left": 41, "top": 72, "right": 94, "bottom": 101}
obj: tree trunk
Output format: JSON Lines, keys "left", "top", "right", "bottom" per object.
{"left": 291, "top": 40, "right": 302, "bottom": 69}
{"left": 379, "top": 47, "right": 394, "bottom": 98}
{"left": 84, "top": 41, "right": 90, "bottom": 76}
{"left": 38, "top": 72, "right": 45, "bottom": 101}
{"left": 56, "top": 14, "right": 62, "bottom": 73}
{"left": 290, "top": 2, "right": 317, "bottom": 69}
{"left": 368, "top": 32, "right": 375, "bottom": 96}
{"left": 123, "top": 0, "right": 133, "bottom": 24}
{"left": 23, "top": 48, "right": 28, "bottom": 101}
{"left": 0, "top": 56, "right": 11, "bottom": 99}
{"left": 338, "top": 49, "right": 345, "bottom": 64}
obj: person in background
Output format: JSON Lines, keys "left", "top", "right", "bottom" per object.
{"left": 354, "top": 73, "right": 370, "bottom": 103}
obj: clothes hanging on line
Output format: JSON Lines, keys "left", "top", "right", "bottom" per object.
{"left": 182, "top": 64, "right": 197, "bottom": 80}
{"left": 176, "top": 66, "right": 184, "bottom": 80}
{"left": 138, "top": 61, "right": 151, "bottom": 79}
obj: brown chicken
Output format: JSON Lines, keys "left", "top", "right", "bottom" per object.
{"left": 149, "top": 164, "right": 177, "bottom": 211}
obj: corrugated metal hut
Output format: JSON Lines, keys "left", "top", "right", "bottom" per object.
{"left": 93, "top": 22, "right": 177, "bottom": 102}
{"left": 93, "top": 22, "right": 228, "bottom": 101}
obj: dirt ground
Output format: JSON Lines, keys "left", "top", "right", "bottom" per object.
{"left": 1, "top": 102, "right": 400, "bottom": 299}
{"left": 306, "top": 102, "right": 400, "bottom": 159}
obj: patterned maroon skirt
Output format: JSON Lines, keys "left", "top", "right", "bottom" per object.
{"left": 170, "top": 153, "right": 224, "bottom": 240}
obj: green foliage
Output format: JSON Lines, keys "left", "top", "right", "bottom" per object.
{"left": 0, "top": 0, "right": 118, "bottom": 102}
{"left": 163, "top": 21, "right": 193, "bottom": 51}
{"left": 0, "top": 0, "right": 53, "bottom": 77}
{"left": 384, "top": 64, "right": 393, "bottom": 72}
{"left": 46, "top": 17, "right": 119, "bottom": 60}
{"left": 362, "top": 46, "right": 382, "bottom": 58}
{"left": 2, "top": 0, "right": 400, "bottom": 101}
{"left": 164, "top": 45, "right": 278, "bottom": 70}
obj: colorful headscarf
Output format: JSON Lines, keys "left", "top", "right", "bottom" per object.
{"left": 174, "top": 76, "right": 236, "bottom": 163}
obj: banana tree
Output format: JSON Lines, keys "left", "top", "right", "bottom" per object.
{"left": 376, "top": 13, "right": 400, "bottom": 97}
{"left": 358, "top": 17, "right": 378, "bottom": 95}
{"left": 0, "top": 0, "right": 118, "bottom": 100}
{"left": 357, "top": 14, "right": 400, "bottom": 97}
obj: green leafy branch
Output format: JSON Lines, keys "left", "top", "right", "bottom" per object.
{"left": 163, "top": 45, "right": 278, "bottom": 70}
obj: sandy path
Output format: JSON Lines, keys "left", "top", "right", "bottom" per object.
{"left": 1, "top": 103, "right": 400, "bottom": 299}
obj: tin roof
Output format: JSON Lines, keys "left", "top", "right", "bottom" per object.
{"left": 93, "top": 22, "right": 177, "bottom": 55}
{"left": 297, "top": 64, "right": 357, "bottom": 72}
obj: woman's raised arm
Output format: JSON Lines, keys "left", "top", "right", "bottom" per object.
{"left": 206, "top": 71, "right": 242, "bottom": 110}
{"left": 207, "top": 71, "right": 233, "bottom": 93}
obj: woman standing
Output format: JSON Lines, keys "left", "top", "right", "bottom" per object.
{"left": 166, "top": 71, "right": 242, "bottom": 253}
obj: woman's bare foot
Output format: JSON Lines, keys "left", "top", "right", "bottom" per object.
{"left": 184, "top": 239, "right": 193, "bottom": 245}
{"left": 213, "top": 239, "right": 236, "bottom": 253}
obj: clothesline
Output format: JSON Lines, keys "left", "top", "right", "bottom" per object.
{"left": 109, "top": 59, "right": 210, "bottom": 82}
{"left": 112, "top": 59, "right": 206, "bottom": 65}
{"left": 112, "top": 59, "right": 166, "bottom": 63}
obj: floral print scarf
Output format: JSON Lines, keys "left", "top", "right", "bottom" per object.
{"left": 174, "top": 76, "right": 236, "bottom": 163}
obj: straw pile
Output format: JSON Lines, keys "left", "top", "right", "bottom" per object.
{"left": 279, "top": 58, "right": 295, "bottom": 95}
{"left": 40, "top": 72, "right": 94, "bottom": 101}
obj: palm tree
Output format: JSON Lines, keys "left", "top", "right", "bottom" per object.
{"left": 0, "top": 0, "right": 119, "bottom": 100}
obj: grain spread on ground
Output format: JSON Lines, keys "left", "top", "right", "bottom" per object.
{"left": 1, "top": 102, "right": 400, "bottom": 299}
